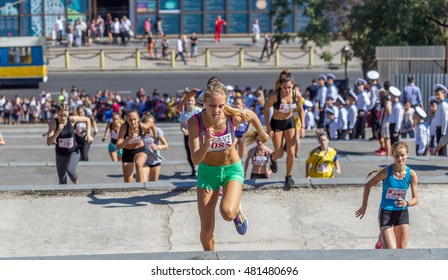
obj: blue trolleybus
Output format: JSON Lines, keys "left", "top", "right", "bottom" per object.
{"left": 0, "top": 36, "right": 48, "bottom": 88}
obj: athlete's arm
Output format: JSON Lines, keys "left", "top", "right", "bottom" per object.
{"left": 355, "top": 167, "right": 388, "bottom": 219}
{"left": 264, "top": 92, "right": 277, "bottom": 137}
{"left": 244, "top": 148, "right": 255, "bottom": 178}
{"left": 187, "top": 115, "right": 211, "bottom": 165}
{"left": 176, "top": 88, "right": 200, "bottom": 113}
{"left": 296, "top": 92, "right": 305, "bottom": 138}
{"left": 407, "top": 169, "right": 419, "bottom": 207}
{"left": 141, "top": 121, "right": 158, "bottom": 139}
{"left": 102, "top": 123, "right": 110, "bottom": 142}
{"left": 245, "top": 109, "right": 269, "bottom": 143}
{"left": 334, "top": 160, "right": 341, "bottom": 175}
{"left": 116, "top": 123, "right": 130, "bottom": 150}
{"left": 46, "top": 118, "right": 61, "bottom": 146}
{"left": 71, "top": 116, "right": 93, "bottom": 143}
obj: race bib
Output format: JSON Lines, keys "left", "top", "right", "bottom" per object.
{"left": 208, "top": 133, "right": 232, "bottom": 152}
{"left": 253, "top": 156, "right": 267, "bottom": 166}
{"left": 143, "top": 136, "right": 154, "bottom": 150}
{"left": 386, "top": 188, "right": 407, "bottom": 200}
{"left": 317, "top": 162, "right": 329, "bottom": 173}
{"left": 58, "top": 137, "right": 74, "bottom": 149}
{"left": 279, "top": 103, "right": 296, "bottom": 113}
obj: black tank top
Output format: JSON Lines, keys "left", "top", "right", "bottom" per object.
{"left": 55, "top": 117, "right": 78, "bottom": 156}
{"left": 273, "top": 88, "right": 297, "bottom": 110}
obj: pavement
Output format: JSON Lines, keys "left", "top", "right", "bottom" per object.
{"left": 46, "top": 37, "right": 362, "bottom": 72}
{"left": 1, "top": 123, "right": 448, "bottom": 258}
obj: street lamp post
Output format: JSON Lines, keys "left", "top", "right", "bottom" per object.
{"left": 341, "top": 45, "right": 353, "bottom": 94}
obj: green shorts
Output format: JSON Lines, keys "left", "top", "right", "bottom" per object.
{"left": 197, "top": 161, "right": 244, "bottom": 190}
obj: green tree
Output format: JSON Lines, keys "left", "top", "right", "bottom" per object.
{"left": 269, "top": 0, "right": 355, "bottom": 48}
{"left": 271, "top": 0, "right": 448, "bottom": 73}
{"left": 344, "top": 0, "right": 444, "bottom": 73}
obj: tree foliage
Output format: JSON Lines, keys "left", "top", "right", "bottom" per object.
{"left": 271, "top": 0, "right": 448, "bottom": 72}
{"left": 344, "top": 0, "right": 445, "bottom": 73}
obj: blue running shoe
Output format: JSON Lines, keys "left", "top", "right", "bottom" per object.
{"left": 233, "top": 205, "right": 248, "bottom": 235}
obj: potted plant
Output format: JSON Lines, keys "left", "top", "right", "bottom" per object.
{"left": 320, "top": 51, "right": 339, "bottom": 69}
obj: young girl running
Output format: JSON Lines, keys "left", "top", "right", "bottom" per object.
{"left": 355, "top": 141, "right": 419, "bottom": 249}
{"left": 102, "top": 113, "right": 124, "bottom": 161}
{"left": 116, "top": 109, "right": 157, "bottom": 183}
{"left": 243, "top": 130, "right": 273, "bottom": 179}
{"left": 46, "top": 104, "right": 93, "bottom": 184}
{"left": 305, "top": 133, "right": 341, "bottom": 178}
{"left": 141, "top": 112, "right": 169, "bottom": 182}
{"left": 188, "top": 81, "right": 269, "bottom": 251}
{"left": 264, "top": 69, "right": 303, "bottom": 188}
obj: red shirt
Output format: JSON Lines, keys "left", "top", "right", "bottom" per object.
{"left": 215, "top": 19, "right": 225, "bottom": 32}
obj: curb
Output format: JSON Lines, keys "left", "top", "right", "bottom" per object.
{"left": 0, "top": 175, "right": 445, "bottom": 192}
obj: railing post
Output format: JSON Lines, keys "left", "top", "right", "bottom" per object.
{"left": 205, "top": 48, "right": 210, "bottom": 68}
{"left": 239, "top": 48, "right": 244, "bottom": 68}
{"left": 275, "top": 48, "right": 280, "bottom": 66}
{"left": 100, "top": 50, "right": 105, "bottom": 69}
{"left": 308, "top": 46, "right": 314, "bottom": 66}
{"left": 64, "top": 49, "right": 70, "bottom": 69}
{"left": 135, "top": 49, "right": 140, "bottom": 69}
{"left": 171, "top": 50, "right": 176, "bottom": 68}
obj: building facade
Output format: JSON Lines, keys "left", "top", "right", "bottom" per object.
{"left": 0, "top": 0, "right": 309, "bottom": 37}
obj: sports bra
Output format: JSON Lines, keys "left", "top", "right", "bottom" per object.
{"left": 124, "top": 122, "right": 143, "bottom": 145}
{"left": 195, "top": 111, "right": 235, "bottom": 152}
{"left": 252, "top": 147, "right": 268, "bottom": 167}
{"left": 273, "top": 88, "right": 297, "bottom": 113}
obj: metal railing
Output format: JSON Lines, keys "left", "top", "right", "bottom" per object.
{"left": 47, "top": 46, "right": 343, "bottom": 70}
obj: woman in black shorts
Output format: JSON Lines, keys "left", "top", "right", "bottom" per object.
{"left": 264, "top": 69, "right": 304, "bottom": 188}
{"left": 356, "top": 141, "right": 419, "bottom": 249}
{"left": 116, "top": 109, "right": 157, "bottom": 183}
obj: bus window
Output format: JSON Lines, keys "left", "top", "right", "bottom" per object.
{"left": 8, "top": 47, "right": 32, "bottom": 64}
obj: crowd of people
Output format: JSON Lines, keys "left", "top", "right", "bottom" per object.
{"left": 3, "top": 69, "right": 447, "bottom": 251}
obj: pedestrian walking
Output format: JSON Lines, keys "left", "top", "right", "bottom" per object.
{"left": 259, "top": 34, "right": 271, "bottom": 61}
{"left": 175, "top": 35, "right": 188, "bottom": 65}
{"left": 356, "top": 141, "right": 419, "bottom": 249}
{"left": 414, "top": 106, "right": 429, "bottom": 156}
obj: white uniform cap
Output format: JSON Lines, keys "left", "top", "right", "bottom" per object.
{"left": 389, "top": 86, "right": 401, "bottom": 97}
{"left": 226, "top": 85, "right": 234, "bottom": 91}
{"left": 366, "top": 70, "right": 380, "bottom": 80}
{"left": 336, "top": 95, "right": 346, "bottom": 105}
{"left": 415, "top": 106, "right": 427, "bottom": 119}
{"left": 304, "top": 100, "right": 313, "bottom": 107}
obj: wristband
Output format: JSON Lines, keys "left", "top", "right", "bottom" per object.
{"left": 406, "top": 200, "right": 410, "bottom": 207}
{"left": 158, "top": 145, "right": 162, "bottom": 150}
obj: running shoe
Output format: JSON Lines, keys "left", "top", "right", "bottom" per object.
{"left": 284, "top": 176, "right": 294, "bottom": 191}
{"left": 233, "top": 205, "right": 248, "bottom": 235}
{"left": 374, "top": 147, "right": 383, "bottom": 153}
{"left": 270, "top": 155, "right": 278, "bottom": 173}
{"left": 376, "top": 150, "right": 386, "bottom": 156}
{"left": 375, "top": 239, "right": 383, "bottom": 249}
